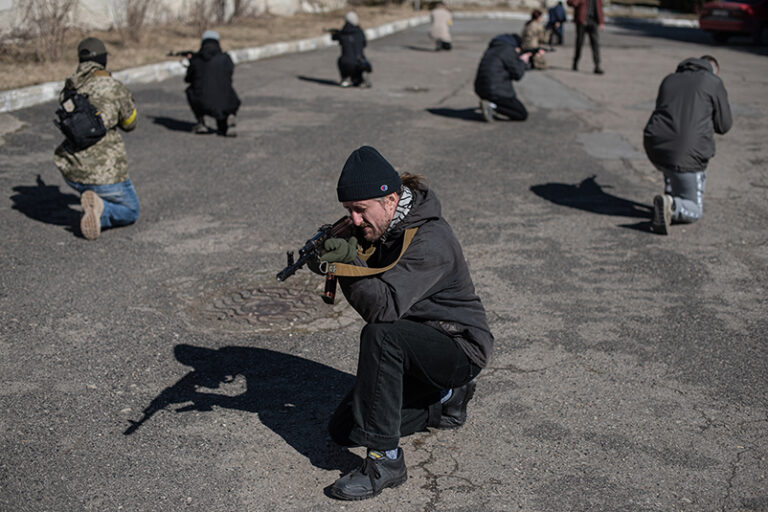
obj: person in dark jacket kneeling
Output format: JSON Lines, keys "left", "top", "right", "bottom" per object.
{"left": 185, "top": 30, "right": 241, "bottom": 137}
{"left": 474, "top": 34, "right": 533, "bottom": 122}
{"left": 318, "top": 146, "right": 494, "bottom": 500}
{"left": 331, "top": 12, "right": 372, "bottom": 88}
{"left": 643, "top": 56, "right": 732, "bottom": 235}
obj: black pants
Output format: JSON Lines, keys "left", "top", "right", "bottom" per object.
{"left": 186, "top": 89, "right": 232, "bottom": 134}
{"left": 328, "top": 320, "right": 480, "bottom": 451}
{"left": 338, "top": 57, "right": 372, "bottom": 85}
{"left": 493, "top": 96, "right": 528, "bottom": 121}
{"left": 574, "top": 23, "right": 600, "bottom": 68}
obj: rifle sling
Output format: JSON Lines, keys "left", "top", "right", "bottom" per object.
{"left": 327, "top": 227, "right": 418, "bottom": 277}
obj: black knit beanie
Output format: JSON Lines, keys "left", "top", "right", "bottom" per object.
{"left": 337, "top": 146, "right": 402, "bottom": 202}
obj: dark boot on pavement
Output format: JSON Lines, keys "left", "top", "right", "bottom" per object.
{"left": 216, "top": 118, "right": 236, "bottom": 137}
{"left": 437, "top": 378, "right": 477, "bottom": 429}
{"left": 330, "top": 449, "right": 407, "bottom": 500}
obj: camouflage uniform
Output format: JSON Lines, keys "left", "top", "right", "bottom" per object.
{"left": 54, "top": 60, "right": 137, "bottom": 185}
{"left": 521, "top": 19, "right": 549, "bottom": 70}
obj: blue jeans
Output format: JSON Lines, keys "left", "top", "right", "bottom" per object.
{"left": 662, "top": 170, "right": 706, "bottom": 224}
{"left": 65, "top": 179, "right": 140, "bottom": 229}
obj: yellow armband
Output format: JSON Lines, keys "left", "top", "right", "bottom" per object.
{"left": 120, "top": 108, "right": 137, "bottom": 129}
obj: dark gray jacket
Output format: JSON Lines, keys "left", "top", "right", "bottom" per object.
{"left": 339, "top": 185, "right": 494, "bottom": 368}
{"left": 643, "top": 58, "right": 732, "bottom": 172}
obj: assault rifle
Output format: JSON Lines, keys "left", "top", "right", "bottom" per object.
{"left": 276, "top": 216, "right": 354, "bottom": 304}
{"left": 520, "top": 46, "right": 555, "bottom": 57}
{"left": 167, "top": 50, "right": 197, "bottom": 58}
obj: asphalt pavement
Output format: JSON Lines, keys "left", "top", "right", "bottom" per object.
{"left": 1, "top": 18, "right": 767, "bottom": 512}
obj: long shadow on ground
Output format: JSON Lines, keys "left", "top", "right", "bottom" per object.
{"left": 426, "top": 107, "right": 484, "bottom": 122}
{"left": 531, "top": 175, "right": 653, "bottom": 230}
{"left": 403, "top": 45, "right": 437, "bottom": 52}
{"left": 10, "top": 175, "right": 80, "bottom": 228}
{"left": 151, "top": 116, "right": 197, "bottom": 132}
{"left": 297, "top": 75, "right": 341, "bottom": 87}
{"left": 124, "top": 344, "right": 359, "bottom": 472}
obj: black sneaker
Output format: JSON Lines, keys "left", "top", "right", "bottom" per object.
{"left": 330, "top": 449, "right": 407, "bottom": 501}
{"left": 594, "top": 67, "right": 605, "bottom": 75}
{"left": 437, "top": 379, "right": 477, "bottom": 429}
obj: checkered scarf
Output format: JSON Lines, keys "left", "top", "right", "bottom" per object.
{"left": 380, "top": 187, "right": 413, "bottom": 243}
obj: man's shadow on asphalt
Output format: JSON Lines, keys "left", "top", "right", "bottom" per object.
{"left": 150, "top": 116, "right": 197, "bottom": 132}
{"left": 124, "top": 344, "right": 360, "bottom": 472}
{"left": 426, "top": 107, "right": 485, "bottom": 122}
{"left": 297, "top": 75, "right": 341, "bottom": 87}
{"left": 10, "top": 175, "right": 79, "bottom": 229}
{"left": 531, "top": 175, "right": 653, "bottom": 231}
{"left": 403, "top": 45, "right": 437, "bottom": 52}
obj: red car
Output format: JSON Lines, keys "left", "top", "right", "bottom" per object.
{"left": 699, "top": 0, "right": 768, "bottom": 43}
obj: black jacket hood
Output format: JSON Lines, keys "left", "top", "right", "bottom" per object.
{"left": 199, "top": 39, "right": 222, "bottom": 61}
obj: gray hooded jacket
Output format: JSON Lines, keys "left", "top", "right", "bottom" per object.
{"left": 339, "top": 185, "right": 494, "bottom": 368}
{"left": 643, "top": 57, "right": 732, "bottom": 172}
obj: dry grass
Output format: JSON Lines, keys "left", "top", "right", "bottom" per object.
{"left": 0, "top": 5, "right": 422, "bottom": 91}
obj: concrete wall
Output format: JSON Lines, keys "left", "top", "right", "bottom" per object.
{"left": 0, "top": 0, "right": 347, "bottom": 34}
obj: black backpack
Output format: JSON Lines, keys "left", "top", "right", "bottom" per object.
{"left": 54, "top": 88, "right": 107, "bottom": 152}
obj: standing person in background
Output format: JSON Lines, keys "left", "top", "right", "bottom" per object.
{"left": 474, "top": 34, "right": 532, "bottom": 122}
{"left": 521, "top": 9, "right": 548, "bottom": 69}
{"left": 429, "top": 1, "right": 453, "bottom": 51}
{"left": 568, "top": 0, "right": 604, "bottom": 74}
{"left": 185, "top": 30, "right": 241, "bottom": 137}
{"left": 643, "top": 56, "right": 732, "bottom": 235}
{"left": 331, "top": 12, "right": 372, "bottom": 88}
{"left": 54, "top": 37, "right": 139, "bottom": 240}
{"left": 546, "top": 1, "right": 567, "bottom": 45}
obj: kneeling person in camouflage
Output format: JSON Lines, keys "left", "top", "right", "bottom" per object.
{"left": 54, "top": 37, "right": 139, "bottom": 240}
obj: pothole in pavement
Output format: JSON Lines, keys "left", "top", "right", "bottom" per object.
{"left": 181, "top": 271, "right": 359, "bottom": 335}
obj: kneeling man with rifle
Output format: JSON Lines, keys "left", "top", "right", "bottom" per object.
{"left": 312, "top": 146, "right": 494, "bottom": 500}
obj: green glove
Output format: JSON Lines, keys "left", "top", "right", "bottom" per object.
{"left": 320, "top": 236, "right": 358, "bottom": 264}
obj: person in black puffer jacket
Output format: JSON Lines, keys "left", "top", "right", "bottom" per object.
{"left": 474, "top": 34, "right": 532, "bottom": 122}
{"left": 331, "top": 12, "right": 372, "bottom": 88}
{"left": 185, "top": 30, "right": 241, "bottom": 136}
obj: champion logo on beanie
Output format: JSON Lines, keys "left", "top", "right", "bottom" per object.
{"left": 337, "top": 146, "right": 401, "bottom": 202}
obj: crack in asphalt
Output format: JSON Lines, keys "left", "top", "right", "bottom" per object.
{"left": 411, "top": 433, "right": 487, "bottom": 512}
{"left": 411, "top": 435, "right": 441, "bottom": 512}
{"left": 720, "top": 448, "right": 751, "bottom": 512}
{"left": 436, "top": 77, "right": 473, "bottom": 106}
